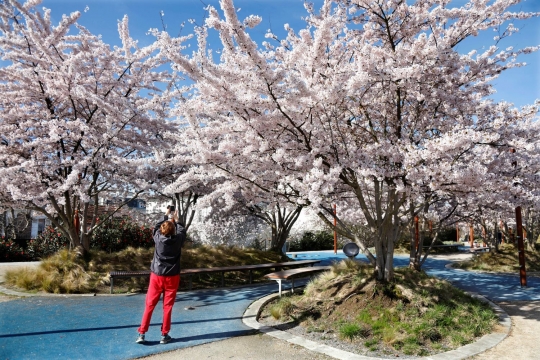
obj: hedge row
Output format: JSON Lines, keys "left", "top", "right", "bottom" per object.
{"left": 0, "top": 218, "right": 154, "bottom": 262}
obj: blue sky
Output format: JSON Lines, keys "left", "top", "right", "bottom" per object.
{"left": 36, "top": 0, "right": 540, "bottom": 108}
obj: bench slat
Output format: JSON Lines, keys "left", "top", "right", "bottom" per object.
{"left": 470, "top": 247, "right": 492, "bottom": 253}
{"left": 422, "top": 245, "right": 460, "bottom": 248}
{"left": 109, "top": 259, "right": 320, "bottom": 278}
{"left": 264, "top": 266, "right": 331, "bottom": 280}
{"left": 108, "top": 259, "right": 321, "bottom": 293}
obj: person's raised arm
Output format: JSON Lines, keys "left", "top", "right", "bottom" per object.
{"left": 154, "top": 208, "right": 170, "bottom": 235}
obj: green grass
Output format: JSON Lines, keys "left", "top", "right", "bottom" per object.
{"left": 339, "top": 323, "right": 363, "bottom": 340}
{"left": 262, "top": 261, "right": 499, "bottom": 357}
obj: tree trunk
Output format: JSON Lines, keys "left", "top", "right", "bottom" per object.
{"left": 173, "top": 191, "right": 198, "bottom": 232}
{"left": 266, "top": 205, "right": 302, "bottom": 253}
{"left": 373, "top": 208, "right": 401, "bottom": 281}
{"left": 408, "top": 221, "right": 417, "bottom": 270}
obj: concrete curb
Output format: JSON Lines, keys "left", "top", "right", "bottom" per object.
{"left": 242, "top": 290, "right": 511, "bottom": 360}
{"left": 0, "top": 284, "right": 141, "bottom": 297}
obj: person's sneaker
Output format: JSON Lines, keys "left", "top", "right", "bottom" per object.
{"left": 136, "top": 333, "right": 145, "bottom": 344}
{"left": 160, "top": 334, "right": 172, "bottom": 344}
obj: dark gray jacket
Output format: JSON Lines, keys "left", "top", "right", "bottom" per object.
{"left": 150, "top": 217, "right": 187, "bottom": 276}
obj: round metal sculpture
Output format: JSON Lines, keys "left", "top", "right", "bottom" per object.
{"left": 343, "top": 242, "right": 360, "bottom": 259}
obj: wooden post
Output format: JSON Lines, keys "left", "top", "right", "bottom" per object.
{"left": 456, "top": 224, "right": 460, "bottom": 243}
{"left": 469, "top": 224, "right": 474, "bottom": 247}
{"left": 515, "top": 206, "right": 527, "bottom": 287}
{"left": 333, "top": 204, "right": 337, "bottom": 255}
{"left": 74, "top": 209, "right": 80, "bottom": 236}
{"left": 414, "top": 216, "right": 419, "bottom": 251}
{"left": 499, "top": 220, "right": 505, "bottom": 244}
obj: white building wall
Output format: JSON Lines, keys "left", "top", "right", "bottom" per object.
{"left": 30, "top": 215, "right": 51, "bottom": 238}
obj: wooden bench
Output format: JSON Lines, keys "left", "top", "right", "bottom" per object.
{"left": 422, "top": 244, "right": 461, "bottom": 252}
{"left": 264, "top": 266, "right": 331, "bottom": 297}
{"left": 108, "top": 259, "right": 321, "bottom": 293}
{"left": 470, "top": 247, "right": 492, "bottom": 255}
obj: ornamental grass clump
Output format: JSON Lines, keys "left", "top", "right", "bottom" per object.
{"left": 5, "top": 249, "right": 91, "bottom": 293}
{"left": 339, "top": 322, "right": 369, "bottom": 341}
{"left": 259, "top": 259, "right": 499, "bottom": 357}
{"left": 4, "top": 245, "right": 286, "bottom": 294}
{"left": 269, "top": 296, "right": 295, "bottom": 320}
{"left": 454, "top": 243, "right": 540, "bottom": 273}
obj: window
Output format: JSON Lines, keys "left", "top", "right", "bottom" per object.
{"left": 37, "top": 219, "right": 46, "bottom": 235}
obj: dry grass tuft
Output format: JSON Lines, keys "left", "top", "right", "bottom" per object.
{"left": 454, "top": 243, "right": 540, "bottom": 272}
{"left": 4, "top": 245, "right": 285, "bottom": 294}
{"left": 6, "top": 249, "right": 92, "bottom": 293}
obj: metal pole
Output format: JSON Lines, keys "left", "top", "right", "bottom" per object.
{"left": 333, "top": 204, "right": 337, "bottom": 255}
{"left": 515, "top": 206, "right": 527, "bottom": 287}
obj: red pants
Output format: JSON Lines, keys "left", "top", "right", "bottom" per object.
{"left": 138, "top": 273, "right": 180, "bottom": 335}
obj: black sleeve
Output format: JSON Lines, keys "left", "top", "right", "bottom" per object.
{"left": 175, "top": 223, "right": 187, "bottom": 247}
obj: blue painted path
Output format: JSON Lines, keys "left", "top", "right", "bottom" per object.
{"left": 1, "top": 250, "right": 539, "bottom": 360}
{"left": 293, "top": 250, "right": 540, "bottom": 302}
{"left": 0, "top": 285, "right": 273, "bottom": 360}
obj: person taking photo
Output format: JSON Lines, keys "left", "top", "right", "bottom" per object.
{"left": 136, "top": 206, "right": 186, "bottom": 344}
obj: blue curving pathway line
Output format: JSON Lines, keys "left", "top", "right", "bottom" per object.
{"left": 0, "top": 285, "right": 273, "bottom": 360}
{"left": 1, "top": 250, "right": 539, "bottom": 359}
{"left": 293, "top": 250, "right": 540, "bottom": 301}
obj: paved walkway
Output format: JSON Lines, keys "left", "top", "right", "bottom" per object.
{"left": 0, "top": 250, "right": 539, "bottom": 360}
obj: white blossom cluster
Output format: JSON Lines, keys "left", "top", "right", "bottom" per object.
{"left": 156, "top": 0, "right": 540, "bottom": 279}
{"left": 0, "top": 0, "right": 174, "bottom": 249}
{"left": 0, "top": 0, "right": 539, "bottom": 275}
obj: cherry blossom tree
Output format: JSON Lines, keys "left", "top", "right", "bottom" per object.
{"left": 158, "top": 0, "right": 539, "bottom": 280}
{"left": 143, "top": 150, "right": 201, "bottom": 231}
{"left": 200, "top": 176, "right": 304, "bottom": 252}
{"left": 0, "top": 0, "right": 173, "bottom": 253}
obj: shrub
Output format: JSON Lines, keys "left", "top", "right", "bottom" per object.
{"left": 90, "top": 217, "right": 153, "bottom": 253}
{"left": 289, "top": 230, "right": 344, "bottom": 251}
{"left": 6, "top": 217, "right": 154, "bottom": 261}
{"left": 0, "top": 236, "right": 31, "bottom": 262}
{"left": 249, "top": 237, "right": 266, "bottom": 251}
{"left": 27, "top": 228, "right": 70, "bottom": 259}
{"left": 438, "top": 227, "right": 458, "bottom": 243}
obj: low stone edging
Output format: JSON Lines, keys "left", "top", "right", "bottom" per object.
{"left": 242, "top": 290, "right": 511, "bottom": 360}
